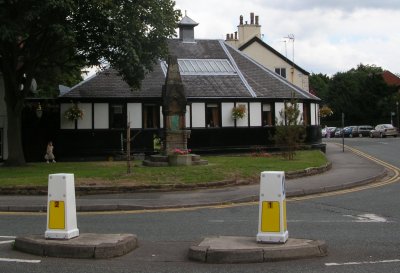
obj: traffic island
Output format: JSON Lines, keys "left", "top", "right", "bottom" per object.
{"left": 189, "top": 236, "right": 327, "bottom": 263}
{"left": 14, "top": 233, "right": 138, "bottom": 259}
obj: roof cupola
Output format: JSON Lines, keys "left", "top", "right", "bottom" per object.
{"left": 177, "top": 11, "right": 199, "bottom": 43}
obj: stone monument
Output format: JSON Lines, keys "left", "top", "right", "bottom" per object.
{"left": 143, "top": 55, "right": 207, "bottom": 167}
{"left": 162, "top": 55, "right": 191, "bottom": 157}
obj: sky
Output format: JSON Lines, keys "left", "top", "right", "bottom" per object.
{"left": 174, "top": 0, "right": 400, "bottom": 76}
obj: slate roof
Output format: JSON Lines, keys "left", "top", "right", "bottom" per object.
{"left": 178, "top": 15, "right": 199, "bottom": 27}
{"left": 61, "top": 39, "right": 320, "bottom": 101}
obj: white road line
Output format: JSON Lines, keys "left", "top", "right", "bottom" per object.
{"left": 344, "top": 213, "right": 389, "bottom": 223}
{"left": 326, "top": 259, "right": 400, "bottom": 267}
{"left": 209, "top": 220, "right": 225, "bottom": 223}
{"left": 0, "top": 236, "right": 16, "bottom": 239}
{"left": 0, "top": 240, "right": 14, "bottom": 245}
{"left": 0, "top": 258, "right": 41, "bottom": 264}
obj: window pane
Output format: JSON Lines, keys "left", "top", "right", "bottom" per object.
{"left": 190, "top": 60, "right": 201, "bottom": 72}
{"left": 206, "top": 104, "right": 220, "bottom": 127}
{"left": 275, "top": 68, "right": 287, "bottom": 78}
{"left": 175, "top": 59, "right": 235, "bottom": 75}
{"left": 203, "top": 60, "right": 214, "bottom": 72}
{"left": 262, "top": 103, "right": 273, "bottom": 126}
{"left": 262, "top": 104, "right": 271, "bottom": 111}
{"left": 110, "top": 104, "right": 125, "bottom": 129}
{"left": 281, "top": 68, "right": 286, "bottom": 78}
{"left": 143, "top": 105, "right": 160, "bottom": 129}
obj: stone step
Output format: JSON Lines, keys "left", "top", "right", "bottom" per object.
{"left": 191, "top": 154, "right": 201, "bottom": 162}
{"left": 142, "top": 160, "right": 169, "bottom": 167}
{"left": 192, "top": 159, "right": 209, "bottom": 166}
{"left": 149, "top": 155, "right": 168, "bottom": 162}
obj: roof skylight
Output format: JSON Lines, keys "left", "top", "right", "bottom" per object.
{"left": 161, "top": 59, "right": 236, "bottom": 75}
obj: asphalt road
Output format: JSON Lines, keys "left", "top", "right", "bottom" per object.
{"left": 326, "top": 136, "right": 400, "bottom": 168}
{"left": 1, "top": 137, "right": 400, "bottom": 273}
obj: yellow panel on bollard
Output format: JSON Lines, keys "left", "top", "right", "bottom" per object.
{"left": 45, "top": 174, "right": 79, "bottom": 240}
{"left": 48, "top": 201, "right": 65, "bottom": 229}
{"left": 261, "top": 201, "right": 280, "bottom": 232}
{"left": 257, "top": 171, "right": 288, "bottom": 243}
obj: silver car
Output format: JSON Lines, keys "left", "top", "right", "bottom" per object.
{"left": 370, "top": 124, "right": 398, "bottom": 138}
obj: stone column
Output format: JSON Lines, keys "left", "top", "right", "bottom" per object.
{"left": 162, "top": 55, "right": 191, "bottom": 159}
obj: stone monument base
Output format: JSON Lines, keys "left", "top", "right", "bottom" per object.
{"left": 168, "top": 154, "right": 192, "bottom": 166}
{"left": 143, "top": 154, "right": 208, "bottom": 167}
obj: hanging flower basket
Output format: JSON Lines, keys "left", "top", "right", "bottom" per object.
{"left": 319, "top": 105, "right": 333, "bottom": 118}
{"left": 232, "top": 104, "right": 247, "bottom": 120}
{"left": 64, "top": 103, "right": 84, "bottom": 121}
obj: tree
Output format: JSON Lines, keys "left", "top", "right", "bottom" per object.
{"left": 274, "top": 94, "right": 306, "bottom": 160}
{"left": 327, "top": 64, "right": 393, "bottom": 125}
{"left": 309, "top": 73, "right": 330, "bottom": 103}
{"left": 0, "top": 0, "right": 181, "bottom": 165}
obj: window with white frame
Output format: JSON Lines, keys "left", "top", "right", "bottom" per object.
{"left": 275, "top": 68, "right": 287, "bottom": 78}
{"left": 143, "top": 104, "right": 160, "bottom": 129}
{"left": 206, "top": 103, "right": 221, "bottom": 127}
{"left": 110, "top": 103, "right": 126, "bottom": 129}
{"left": 262, "top": 103, "right": 273, "bottom": 126}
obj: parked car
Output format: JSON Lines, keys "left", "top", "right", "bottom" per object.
{"left": 355, "top": 125, "right": 373, "bottom": 137}
{"left": 343, "top": 126, "right": 358, "bottom": 137}
{"left": 334, "top": 128, "right": 343, "bottom": 138}
{"left": 370, "top": 124, "right": 398, "bottom": 138}
{"left": 322, "top": 127, "right": 336, "bottom": 138}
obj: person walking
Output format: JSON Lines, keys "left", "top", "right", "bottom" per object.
{"left": 45, "top": 141, "right": 56, "bottom": 163}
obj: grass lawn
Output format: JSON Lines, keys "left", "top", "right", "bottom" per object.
{"left": 0, "top": 150, "right": 327, "bottom": 187}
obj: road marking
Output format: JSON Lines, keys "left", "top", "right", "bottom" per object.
{"left": 288, "top": 213, "right": 390, "bottom": 223}
{"left": 290, "top": 144, "right": 400, "bottom": 202}
{"left": 0, "top": 240, "right": 14, "bottom": 245}
{"left": 0, "top": 236, "right": 16, "bottom": 245}
{"left": 0, "top": 258, "right": 41, "bottom": 264}
{"left": 344, "top": 213, "right": 388, "bottom": 223}
{"left": 209, "top": 220, "right": 225, "bottom": 223}
{"left": 326, "top": 259, "right": 400, "bottom": 267}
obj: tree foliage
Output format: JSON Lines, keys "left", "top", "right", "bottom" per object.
{"left": 309, "top": 73, "right": 330, "bottom": 103}
{"left": 0, "top": 0, "right": 181, "bottom": 165}
{"left": 313, "top": 64, "right": 398, "bottom": 126}
{"left": 274, "top": 94, "right": 306, "bottom": 160}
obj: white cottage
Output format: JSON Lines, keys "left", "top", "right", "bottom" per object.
{"left": 56, "top": 15, "right": 321, "bottom": 159}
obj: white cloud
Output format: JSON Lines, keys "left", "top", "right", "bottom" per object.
{"left": 252, "top": 0, "right": 400, "bottom": 11}
{"left": 175, "top": 0, "right": 400, "bottom": 75}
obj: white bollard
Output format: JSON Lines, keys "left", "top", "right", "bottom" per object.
{"left": 257, "top": 171, "right": 288, "bottom": 243}
{"left": 45, "top": 173, "right": 79, "bottom": 239}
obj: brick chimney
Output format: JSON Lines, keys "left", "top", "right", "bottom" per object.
{"left": 236, "top": 12, "right": 262, "bottom": 46}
